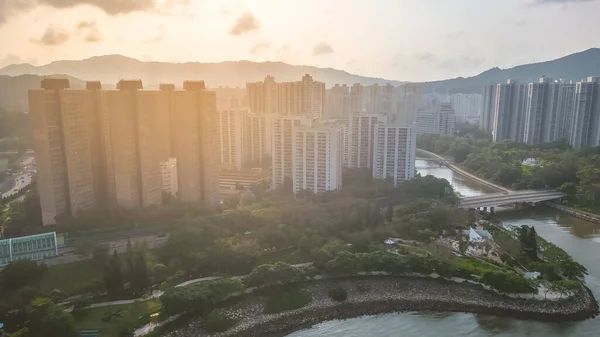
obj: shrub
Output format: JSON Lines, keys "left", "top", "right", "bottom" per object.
{"left": 264, "top": 287, "right": 312, "bottom": 313}
{"left": 160, "top": 277, "right": 245, "bottom": 316}
{"left": 204, "top": 311, "right": 234, "bottom": 333}
{"left": 328, "top": 287, "right": 347, "bottom": 302}
{"left": 480, "top": 271, "right": 534, "bottom": 293}
{"left": 246, "top": 262, "right": 306, "bottom": 287}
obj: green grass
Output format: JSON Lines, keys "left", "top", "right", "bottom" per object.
{"left": 397, "top": 244, "right": 431, "bottom": 256}
{"left": 74, "top": 300, "right": 162, "bottom": 337}
{"left": 40, "top": 259, "right": 105, "bottom": 295}
{"left": 264, "top": 287, "right": 312, "bottom": 313}
{"left": 455, "top": 257, "right": 505, "bottom": 276}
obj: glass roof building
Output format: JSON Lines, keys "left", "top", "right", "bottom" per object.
{"left": 0, "top": 232, "right": 59, "bottom": 267}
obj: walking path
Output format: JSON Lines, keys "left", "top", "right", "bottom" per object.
{"left": 71, "top": 262, "right": 315, "bottom": 311}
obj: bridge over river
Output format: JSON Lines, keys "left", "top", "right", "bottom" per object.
{"left": 459, "top": 190, "right": 564, "bottom": 210}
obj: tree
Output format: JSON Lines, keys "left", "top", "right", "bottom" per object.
{"left": 126, "top": 240, "right": 135, "bottom": 286}
{"left": 104, "top": 250, "right": 123, "bottom": 295}
{"left": 384, "top": 205, "right": 394, "bottom": 223}
{"left": 131, "top": 250, "right": 150, "bottom": 296}
{"left": 25, "top": 298, "right": 77, "bottom": 337}
{"left": 0, "top": 260, "right": 47, "bottom": 293}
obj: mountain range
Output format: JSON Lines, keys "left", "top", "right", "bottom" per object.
{"left": 1, "top": 48, "right": 600, "bottom": 111}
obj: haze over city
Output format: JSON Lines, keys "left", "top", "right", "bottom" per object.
{"left": 1, "top": 0, "right": 600, "bottom": 81}
{"left": 2, "top": 1, "right": 600, "bottom": 337}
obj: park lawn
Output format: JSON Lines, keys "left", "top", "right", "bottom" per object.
{"left": 40, "top": 259, "right": 105, "bottom": 295}
{"left": 455, "top": 257, "right": 505, "bottom": 276}
{"left": 74, "top": 300, "right": 162, "bottom": 337}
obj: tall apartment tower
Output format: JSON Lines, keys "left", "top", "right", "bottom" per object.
{"left": 557, "top": 83, "right": 577, "bottom": 141}
{"left": 29, "top": 79, "right": 104, "bottom": 225}
{"left": 217, "top": 109, "right": 247, "bottom": 170}
{"left": 366, "top": 84, "right": 394, "bottom": 116}
{"left": 372, "top": 125, "right": 416, "bottom": 186}
{"left": 450, "top": 94, "right": 483, "bottom": 124}
{"left": 292, "top": 124, "right": 343, "bottom": 194}
{"left": 348, "top": 112, "right": 388, "bottom": 169}
{"left": 29, "top": 79, "right": 220, "bottom": 225}
{"left": 350, "top": 84, "right": 364, "bottom": 114}
{"left": 492, "top": 80, "right": 528, "bottom": 142}
{"left": 416, "top": 101, "right": 456, "bottom": 135}
{"left": 324, "top": 84, "right": 351, "bottom": 119}
{"left": 244, "top": 112, "right": 273, "bottom": 166}
{"left": 570, "top": 77, "right": 600, "bottom": 149}
{"left": 523, "top": 77, "right": 568, "bottom": 145}
{"left": 395, "top": 83, "right": 424, "bottom": 125}
{"left": 271, "top": 115, "right": 312, "bottom": 189}
{"left": 481, "top": 84, "right": 496, "bottom": 132}
{"left": 245, "top": 75, "right": 325, "bottom": 116}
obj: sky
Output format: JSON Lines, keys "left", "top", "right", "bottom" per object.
{"left": 0, "top": 0, "right": 600, "bottom": 81}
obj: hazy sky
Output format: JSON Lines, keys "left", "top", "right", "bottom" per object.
{"left": 1, "top": 0, "right": 599, "bottom": 81}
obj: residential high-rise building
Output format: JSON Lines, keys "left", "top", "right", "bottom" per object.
{"left": 29, "top": 79, "right": 220, "bottom": 225}
{"left": 348, "top": 112, "right": 388, "bottom": 169}
{"left": 557, "top": 83, "right": 577, "bottom": 141}
{"left": 271, "top": 115, "right": 312, "bottom": 189}
{"left": 416, "top": 100, "right": 456, "bottom": 135}
{"left": 570, "top": 77, "right": 600, "bottom": 149}
{"left": 217, "top": 109, "right": 247, "bottom": 170}
{"left": 491, "top": 80, "right": 528, "bottom": 142}
{"left": 292, "top": 124, "right": 343, "bottom": 194}
{"left": 245, "top": 75, "right": 325, "bottom": 116}
{"left": 366, "top": 84, "right": 394, "bottom": 116}
{"left": 395, "top": 83, "right": 424, "bottom": 125}
{"left": 450, "top": 94, "right": 483, "bottom": 124}
{"left": 481, "top": 84, "right": 496, "bottom": 132}
{"left": 372, "top": 125, "right": 416, "bottom": 186}
{"left": 29, "top": 79, "right": 104, "bottom": 225}
{"left": 160, "top": 158, "right": 178, "bottom": 198}
{"left": 350, "top": 84, "right": 365, "bottom": 114}
{"left": 523, "top": 77, "right": 567, "bottom": 145}
{"left": 244, "top": 112, "right": 273, "bottom": 167}
{"left": 324, "top": 84, "right": 351, "bottom": 119}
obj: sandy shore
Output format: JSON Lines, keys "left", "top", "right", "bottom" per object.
{"left": 163, "top": 276, "right": 598, "bottom": 337}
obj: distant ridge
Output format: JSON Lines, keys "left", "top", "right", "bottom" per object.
{"left": 1, "top": 48, "right": 600, "bottom": 111}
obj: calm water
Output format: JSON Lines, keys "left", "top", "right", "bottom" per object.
{"left": 287, "top": 158, "right": 600, "bottom": 337}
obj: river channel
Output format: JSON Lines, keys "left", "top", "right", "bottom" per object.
{"left": 286, "top": 158, "right": 600, "bottom": 337}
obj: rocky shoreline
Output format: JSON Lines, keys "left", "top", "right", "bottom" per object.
{"left": 163, "top": 276, "right": 599, "bottom": 337}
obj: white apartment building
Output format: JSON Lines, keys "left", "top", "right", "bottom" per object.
{"left": 217, "top": 109, "right": 247, "bottom": 170}
{"left": 416, "top": 101, "right": 456, "bottom": 135}
{"left": 292, "top": 124, "right": 343, "bottom": 194}
{"left": 348, "top": 112, "right": 388, "bottom": 169}
{"left": 395, "top": 83, "right": 424, "bottom": 125}
{"left": 160, "top": 158, "right": 178, "bottom": 197}
{"left": 372, "top": 125, "right": 416, "bottom": 186}
{"left": 271, "top": 115, "right": 312, "bottom": 189}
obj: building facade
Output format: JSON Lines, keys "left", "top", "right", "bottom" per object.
{"left": 372, "top": 125, "right": 416, "bottom": 186}
{"left": 292, "top": 124, "right": 343, "bottom": 194}
{"left": 217, "top": 109, "right": 247, "bottom": 170}
{"left": 348, "top": 112, "right": 388, "bottom": 169}
{"left": 271, "top": 115, "right": 312, "bottom": 189}
{"left": 570, "top": 77, "right": 600, "bottom": 149}
{"left": 29, "top": 79, "right": 220, "bottom": 225}
{"left": 416, "top": 101, "right": 456, "bottom": 135}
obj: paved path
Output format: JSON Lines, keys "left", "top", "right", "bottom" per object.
{"left": 70, "top": 262, "right": 314, "bottom": 311}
